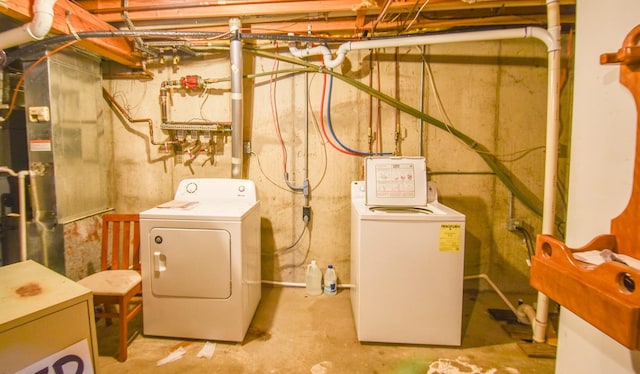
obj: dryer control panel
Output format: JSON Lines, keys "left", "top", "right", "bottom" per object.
{"left": 174, "top": 178, "right": 257, "bottom": 203}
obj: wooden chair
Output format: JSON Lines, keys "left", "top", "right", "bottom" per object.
{"left": 78, "top": 213, "right": 142, "bottom": 361}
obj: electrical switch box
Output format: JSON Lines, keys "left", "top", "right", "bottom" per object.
{"left": 28, "top": 106, "right": 50, "bottom": 122}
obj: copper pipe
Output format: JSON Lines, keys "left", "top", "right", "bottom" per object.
{"left": 103, "top": 87, "right": 177, "bottom": 145}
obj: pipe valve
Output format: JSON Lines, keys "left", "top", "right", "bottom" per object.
{"left": 180, "top": 75, "right": 204, "bottom": 90}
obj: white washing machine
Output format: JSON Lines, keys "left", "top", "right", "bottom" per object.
{"left": 350, "top": 180, "right": 466, "bottom": 346}
{"left": 140, "top": 178, "right": 261, "bottom": 341}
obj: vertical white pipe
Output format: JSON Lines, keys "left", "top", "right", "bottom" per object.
{"left": 230, "top": 18, "right": 243, "bottom": 179}
{"left": 304, "top": 70, "right": 310, "bottom": 206}
{"left": 0, "top": 0, "right": 58, "bottom": 50}
{"left": 0, "top": 167, "right": 29, "bottom": 262}
{"left": 533, "top": 0, "right": 562, "bottom": 344}
{"left": 18, "top": 171, "right": 29, "bottom": 262}
{"left": 419, "top": 45, "right": 426, "bottom": 157}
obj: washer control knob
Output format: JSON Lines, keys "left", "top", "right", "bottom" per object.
{"left": 186, "top": 182, "right": 197, "bottom": 193}
{"left": 154, "top": 236, "right": 163, "bottom": 244}
{"left": 238, "top": 185, "right": 246, "bottom": 193}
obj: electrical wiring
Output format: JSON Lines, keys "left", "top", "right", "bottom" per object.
{"left": 494, "top": 145, "right": 546, "bottom": 163}
{"left": 199, "top": 89, "right": 211, "bottom": 121}
{"left": 402, "top": 1, "right": 431, "bottom": 33}
{"left": 268, "top": 44, "right": 290, "bottom": 174}
{"left": 111, "top": 80, "right": 149, "bottom": 117}
{"left": 270, "top": 222, "right": 309, "bottom": 256}
{"left": 1, "top": 39, "right": 79, "bottom": 124}
{"left": 250, "top": 151, "right": 292, "bottom": 193}
{"left": 252, "top": 70, "right": 328, "bottom": 193}
{"left": 248, "top": 47, "right": 546, "bottom": 217}
{"left": 326, "top": 71, "right": 389, "bottom": 156}
{"left": 304, "top": 73, "right": 329, "bottom": 190}
{"left": 515, "top": 224, "right": 535, "bottom": 261}
{"left": 417, "top": 46, "right": 547, "bottom": 162}
{"left": 317, "top": 72, "right": 359, "bottom": 156}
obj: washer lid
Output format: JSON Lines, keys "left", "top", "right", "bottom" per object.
{"left": 140, "top": 200, "right": 258, "bottom": 220}
{"left": 353, "top": 199, "right": 464, "bottom": 222}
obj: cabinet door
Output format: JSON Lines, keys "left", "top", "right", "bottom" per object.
{"left": 0, "top": 302, "right": 96, "bottom": 373}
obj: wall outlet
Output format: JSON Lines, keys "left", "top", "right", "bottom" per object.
{"left": 509, "top": 218, "right": 523, "bottom": 231}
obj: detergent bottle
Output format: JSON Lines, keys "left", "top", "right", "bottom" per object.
{"left": 324, "top": 264, "right": 337, "bottom": 295}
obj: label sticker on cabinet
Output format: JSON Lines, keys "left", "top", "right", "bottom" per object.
{"left": 439, "top": 224, "right": 462, "bottom": 252}
{"left": 30, "top": 139, "right": 52, "bottom": 152}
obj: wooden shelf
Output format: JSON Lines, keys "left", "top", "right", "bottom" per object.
{"left": 530, "top": 234, "right": 640, "bottom": 350}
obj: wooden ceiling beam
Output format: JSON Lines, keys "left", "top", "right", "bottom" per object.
{"left": 74, "top": 0, "right": 575, "bottom": 24}
{"left": 1, "top": 0, "right": 139, "bottom": 67}
{"left": 75, "top": 0, "right": 371, "bottom": 22}
{"left": 246, "top": 13, "right": 575, "bottom": 38}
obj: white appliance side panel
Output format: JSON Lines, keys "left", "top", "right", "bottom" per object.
{"left": 149, "top": 227, "right": 231, "bottom": 299}
{"left": 241, "top": 204, "right": 262, "bottom": 332}
{"left": 350, "top": 203, "right": 362, "bottom": 334}
{"left": 357, "top": 218, "right": 465, "bottom": 345}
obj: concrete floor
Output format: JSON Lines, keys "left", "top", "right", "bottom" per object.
{"left": 96, "top": 285, "right": 556, "bottom": 373}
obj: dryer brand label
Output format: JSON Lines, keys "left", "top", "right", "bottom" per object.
{"left": 439, "top": 224, "right": 462, "bottom": 252}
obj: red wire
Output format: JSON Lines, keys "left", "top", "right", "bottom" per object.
{"left": 318, "top": 71, "right": 359, "bottom": 156}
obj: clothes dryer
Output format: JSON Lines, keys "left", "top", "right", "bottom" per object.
{"left": 140, "top": 178, "right": 261, "bottom": 341}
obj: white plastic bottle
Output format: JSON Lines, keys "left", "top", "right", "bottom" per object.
{"left": 305, "top": 260, "right": 323, "bottom": 296}
{"left": 324, "top": 264, "right": 337, "bottom": 295}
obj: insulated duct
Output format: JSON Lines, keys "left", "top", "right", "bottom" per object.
{"left": 0, "top": 0, "right": 58, "bottom": 52}
{"left": 229, "top": 18, "right": 243, "bottom": 179}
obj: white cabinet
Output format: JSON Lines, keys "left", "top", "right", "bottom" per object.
{"left": 0, "top": 260, "right": 99, "bottom": 373}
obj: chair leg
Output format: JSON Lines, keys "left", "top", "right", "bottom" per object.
{"left": 118, "top": 300, "right": 128, "bottom": 362}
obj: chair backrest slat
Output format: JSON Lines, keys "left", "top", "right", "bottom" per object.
{"left": 101, "top": 213, "right": 141, "bottom": 271}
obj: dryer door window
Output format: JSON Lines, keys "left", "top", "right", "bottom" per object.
{"left": 149, "top": 227, "right": 231, "bottom": 299}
